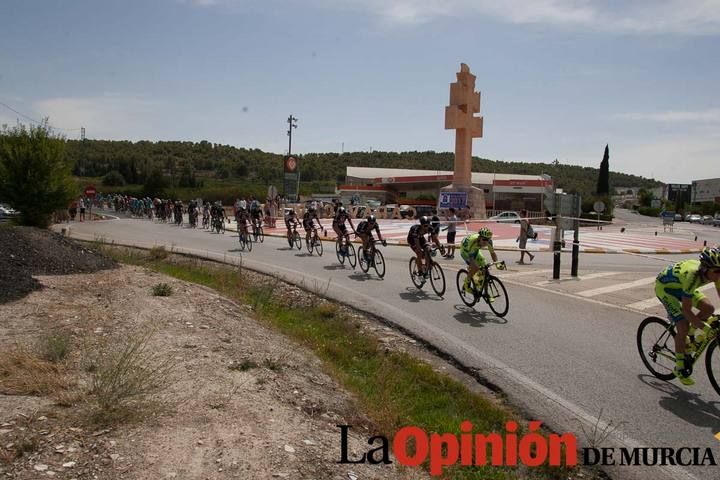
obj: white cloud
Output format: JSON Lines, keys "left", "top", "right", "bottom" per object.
{"left": 617, "top": 109, "right": 720, "bottom": 123}
{"left": 193, "top": 0, "right": 720, "bottom": 34}
{"left": 33, "top": 95, "right": 163, "bottom": 140}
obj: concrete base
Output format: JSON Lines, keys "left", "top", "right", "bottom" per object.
{"left": 439, "top": 184, "right": 487, "bottom": 219}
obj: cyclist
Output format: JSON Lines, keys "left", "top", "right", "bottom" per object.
{"left": 356, "top": 215, "right": 386, "bottom": 258}
{"left": 202, "top": 202, "right": 211, "bottom": 228}
{"left": 460, "top": 227, "right": 503, "bottom": 294}
{"left": 407, "top": 216, "right": 432, "bottom": 275}
{"left": 211, "top": 201, "right": 228, "bottom": 229}
{"left": 249, "top": 197, "right": 262, "bottom": 230}
{"left": 303, "top": 207, "right": 324, "bottom": 245}
{"left": 655, "top": 246, "right": 720, "bottom": 386}
{"left": 332, "top": 207, "right": 355, "bottom": 254}
{"left": 285, "top": 209, "right": 300, "bottom": 244}
{"left": 235, "top": 206, "right": 250, "bottom": 239}
{"left": 430, "top": 210, "right": 445, "bottom": 256}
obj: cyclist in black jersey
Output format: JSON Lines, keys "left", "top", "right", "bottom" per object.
{"left": 356, "top": 215, "right": 385, "bottom": 256}
{"left": 302, "top": 207, "right": 324, "bottom": 244}
{"left": 285, "top": 209, "right": 299, "bottom": 243}
{"left": 332, "top": 207, "right": 355, "bottom": 249}
{"left": 235, "top": 207, "right": 251, "bottom": 239}
{"left": 407, "top": 216, "right": 431, "bottom": 274}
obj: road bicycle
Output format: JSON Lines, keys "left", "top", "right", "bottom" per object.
{"left": 456, "top": 261, "right": 509, "bottom": 317}
{"left": 335, "top": 233, "right": 357, "bottom": 268}
{"left": 202, "top": 213, "right": 210, "bottom": 229}
{"left": 306, "top": 227, "right": 324, "bottom": 256}
{"left": 238, "top": 224, "right": 253, "bottom": 252}
{"left": 287, "top": 225, "right": 302, "bottom": 250}
{"left": 408, "top": 244, "right": 446, "bottom": 297}
{"left": 252, "top": 221, "right": 264, "bottom": 243}
{"left": 637, "top": 314, "right": 720, "bottom": 395}
{"left": 358, "top": 239, "right": 386, "bottom": 278}
{"left": 212, "top": 216, "right": 225, "bottom": 234}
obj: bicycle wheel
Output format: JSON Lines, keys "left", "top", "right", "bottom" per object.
{"left": 409, "top": 258, "right": 425, "bottom": 288}
{"left": 246, "top": 234, "right": 253, "bottom": 252}
{"left": 456, "top": 269, "right": 477, "bottom": 307}
{"left": 358, "top": 247, "right": 370, "bottom": 273}
{"left": 705, "top": 339, "right": 720, "bottom": 395}
{"left": 373, "top": 249, "right": 385, "bottom": 278}
{"left": 484, "top": 275, "right": 509, "bottom": 317}
{"left": 257, "top": 227, "right": 264, "bottom": 243}
{"left": 636, "top": 316, "right": 677, "bottom": 381}
{"left": 314, "top": 237, "right": 323, "bottom": 256}
{"left": 347, "top": 243, "right": 357, "bottom": 268}
{"left": 335, "top": 240, "right": 346, "bottom": 265}
{"left": 238, "top": 234, "right": 245, "bottom": 251}
{"left": 306, "top": 234, "right": 314, "bottom": 254}
{"left": 294, "top": 232, "right": 302, "bottom": 250}
{"left": 429, "top": 261, "right": 446, "bottom": 297}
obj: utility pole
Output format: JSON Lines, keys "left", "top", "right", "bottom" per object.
{"left": 287, "top": 115, "right": 298, "bottom": 155}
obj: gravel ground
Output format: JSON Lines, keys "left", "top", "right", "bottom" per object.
{"left": 0, "top": 225, "right": 117, "bottom": 304}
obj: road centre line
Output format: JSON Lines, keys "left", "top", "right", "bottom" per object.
{"left": 534, "top": 271, "right": 623, "bottom": 286}
{"left": 577, "top": 277, "right": 658, "bottom": 298}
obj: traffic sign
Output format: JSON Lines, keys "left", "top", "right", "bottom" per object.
{"left": 84, "top": 185, "right": 97, "bottom": 198}
{"left": 593, "top": 201, "right": 605, "bottom": 213}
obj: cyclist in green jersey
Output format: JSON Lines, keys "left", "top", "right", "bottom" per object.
{"left": 460, "top": 227, "right": 504, "bottom": 293}
{"left": 655, "top": 246, "right": 720, "bottom": 385}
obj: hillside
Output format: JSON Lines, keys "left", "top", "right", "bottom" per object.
{"left": 66, "top": 139, "right": 662, "bottom": 199}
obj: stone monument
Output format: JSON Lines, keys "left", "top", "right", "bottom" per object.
{"left": 441, "top": 63, "right": 487, "bottom": 218}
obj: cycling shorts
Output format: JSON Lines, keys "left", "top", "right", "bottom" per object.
{"left": 655, "top": 282, "right": 706, "bottom": 323}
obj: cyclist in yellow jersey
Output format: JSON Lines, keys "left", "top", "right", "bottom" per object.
{"left": 460, "top": 227, "right": 504, "bottom": 293}
{"left": 655, "top": 246, "right": 720, "bottom": 385}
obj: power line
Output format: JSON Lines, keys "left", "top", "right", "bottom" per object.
{"left": 0, "top": 100, "right": 83, "bottom": 132}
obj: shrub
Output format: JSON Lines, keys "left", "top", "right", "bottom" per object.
{"left": 148, "top": 245, "right": 169, "bottom": 260}
{"left": 102, "top": 170, "right": 126, "bottom": 186}
{"left": 151, "top": 283, "right": 173, "bottom": 296}
{"left": 39, "top": 332, "right": 72, "bottom": 363}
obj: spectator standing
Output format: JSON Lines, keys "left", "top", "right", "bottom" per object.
{"left": 518, "top": 209, "right": 535, "bottom": 264}
{"left": 443, "top": 207, "right": 458, "bottom": 259}
{"left": 79, "top": 197, "right": 86, "bottom": 222}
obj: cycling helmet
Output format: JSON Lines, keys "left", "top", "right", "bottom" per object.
{"left": 338, "top": 207, "right": 346, "bottom": 214}
{"left": 419, "top": 216, "right": 430, "bottom": 226}
{"left": 367, "top": 215, "right": 376, "bottom": 223}
{"left": 478, "top": 227, "right": 493, "bottom": 239}
{"left": 699, "top": 247, "right": 720, "bottom": 268}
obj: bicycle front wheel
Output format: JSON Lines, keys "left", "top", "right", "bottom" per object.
{"left": 314, "top": 236, "right": 323, "bottom": 256}
{"left": 636, "top": 316, "right": 676, "bottom": 381}
{"left": 705, "top": 338, "right": 720, "bottom": 395}
{"left": 306, "top": 234, "right": 314, "bottom": 254}
{"left": 347, "top": 243, "right": 357, "bottom": 268}
{"left": 373, "top": 249, "right": 385, "bottom": 278}
{"left": 335, "top": 240, "right": 346, "bottom": 265}
{"left": 485, "top": 275, "right": 509, "bottom": 317}
{"left": 257, "top": 227, "right": 264, "bottom": 243}
{"left": 409, "top": 258, "right": 425, "bottom": 288}
{"left": 429, "top": 261, "right": 446, "bottom": 297}
{"left": 246, "top": 234, "right": 253, "bottom": 252}
{"left": 456, "top": 269, "right": 477, "bottom": 307}
{"left": 358, "top": 247, "right": 370, "bottom": 273}
{"left": 294, "top": 232, "right": 302, "bottom": 250}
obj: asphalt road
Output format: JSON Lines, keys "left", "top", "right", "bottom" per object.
{"left": 61, "top": 212, "right": 720, "bottom": 480}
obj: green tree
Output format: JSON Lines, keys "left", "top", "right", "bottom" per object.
{"left": 102, "top": 170, "right": 126, "bottom": 186}
{"left": 143, "top": 165, "right": 166, "bottom": 197}
{"left": 596, "top": 144, "right": 610, "bottom": 195}
{"left": 0, "top": 122, "right": 76, "bottom": 227}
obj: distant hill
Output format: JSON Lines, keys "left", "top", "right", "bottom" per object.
{"left": 65, "top": 140, "right": 662, "bottom": 198}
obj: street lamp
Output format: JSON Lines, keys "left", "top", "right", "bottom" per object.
{"left": 287, "top": 115, "right": 298, "bottom": 155}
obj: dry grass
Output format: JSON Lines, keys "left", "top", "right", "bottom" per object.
{"left": 148, "top": 245, "right": 169, "bottom": 260}
{"left": 0, "top": 346, "right": 71, "bottom": 396}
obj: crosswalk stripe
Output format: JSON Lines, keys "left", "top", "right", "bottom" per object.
{"left": 534, "top": 271, "right": 623, "bottom": 286}
{"left": 500, "top": 269, "right": 553, "bottom": 279}
{"left": 625, "top": 283, "right": 717, "bottom": 310}
{"left": 577, "top": 276, "right": 657, "bottom": 297}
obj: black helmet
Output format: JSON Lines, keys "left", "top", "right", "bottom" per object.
{"left": 367, "top": 215, "right": 376, "bottom": 223}
{"left": 419, "top": 216, "right": 429, "bottom": 226}
{"left": 338, "top": 207, "right": 346, "bottom": 213}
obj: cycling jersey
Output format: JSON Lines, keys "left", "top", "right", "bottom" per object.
{"left": 430, "top": 215, "right": 441, "bottom": 236}
{"left": 357, "top": 221, "right": 379, "bottom": 236}
{"left": 460, "top": 233, "right": 495, "bottom": 266}
{"left": 407, "top": 225, "right": 427, "bottom": 248}
{"left": 656, "top": 259, "right": 720, "bottom": 322}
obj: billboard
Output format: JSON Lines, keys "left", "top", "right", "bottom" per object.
{"left": 283, "top": 156, "right": 300, "bottom": 202}
{"left": 439, "top": 191, "right": 467, "bottom": 209}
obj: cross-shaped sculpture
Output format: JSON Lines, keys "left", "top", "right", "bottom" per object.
{"left": 445, "top": 63, "right": 483, "bottom": 187}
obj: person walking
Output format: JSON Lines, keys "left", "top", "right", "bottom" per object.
{"left": 518, "top": 209, "right": 535, "bottom": 264}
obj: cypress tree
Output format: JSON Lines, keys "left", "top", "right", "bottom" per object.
{"left": 597, "top": 144, "right": 610, "bottom": 195}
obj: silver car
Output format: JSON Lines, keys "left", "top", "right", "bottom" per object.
{"left": 488, "top": 211, "right": 521, "bottom": 223}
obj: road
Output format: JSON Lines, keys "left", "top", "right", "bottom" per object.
{"left": 61, "top": 211, "right": 720, "bottom": 480}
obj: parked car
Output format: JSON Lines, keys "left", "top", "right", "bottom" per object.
{"left": 688, "top": 214, "right": 703, "bottom": 223}
{"left": 714, "top": 216, "right": 720, "bottom": 228}
{"left": 489, "top": 211, "right": 521, "bottom": 223}
{"left": 0, "top": 203, "right": 18, "bottom": 219}
{"left": 674, "top": 213, "right": 683, "bottom": 222}
{"left": 702, "top": 215, "right": 714, "bottom": 225}
{"left": 399, "top": 205, "right": 415, "bottom": 219}
{"left": 413, "top": 205, "right": 434, "bottom": 219}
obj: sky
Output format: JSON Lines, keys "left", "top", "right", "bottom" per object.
{"left": 1, "top": 0, "right": 719, "bottom": 184}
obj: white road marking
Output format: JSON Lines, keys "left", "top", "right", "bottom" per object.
{"left": 626, "top": 282, "right": 718, "bottom": 310}
{"left": 577, "top": 276, "right": 657, "bottom": 297}
{"left": 534, "top": 271, "right": 622, "bottom": 286}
